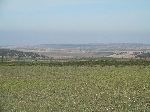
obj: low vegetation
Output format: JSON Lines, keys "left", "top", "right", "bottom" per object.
{"left": 0, "top": 60, "right": 150, "bottom": 111}
{"left": 1, "top": 58, "right": 150, "bottom": 67}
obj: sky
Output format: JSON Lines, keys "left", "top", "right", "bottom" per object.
{"left": 0, "top": 0, "right": 150, "bottom": 45}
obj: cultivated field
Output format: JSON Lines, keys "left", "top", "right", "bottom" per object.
{"left": 0, "top": 65, "right": 150, "bottom": 111}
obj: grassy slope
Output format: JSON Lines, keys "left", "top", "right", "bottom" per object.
{"left": 0, "top": 65, "right": 150, "bottom": 112}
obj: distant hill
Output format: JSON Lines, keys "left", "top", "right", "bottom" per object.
{"left": 0, "top": 49, "right": 47, "bottom": 59}
{"left": 33, "top": 43, "right": 150, "bottom": 50}
{"left": 2, "top": 43, "right": 150, "bottom": 50}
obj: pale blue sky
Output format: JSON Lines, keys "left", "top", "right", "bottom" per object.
{"left": 0, "top": 0, "right": 150, "bottom": 45}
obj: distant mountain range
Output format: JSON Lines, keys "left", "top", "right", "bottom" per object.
{"left": 34, "top": 43, "right": 150, "bottom": 48}
{"left": 1, "top": 43, "right": 150, "bottom": 50}
{"left": 33, "top": 43, "right": 150, "bottom": 50}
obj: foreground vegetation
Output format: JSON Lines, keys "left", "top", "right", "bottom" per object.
{"left": 1, "top": 58, "right": 150, "bottom": 67}
{"left": 0, "top": 61, "right": 150, "bottom": 111}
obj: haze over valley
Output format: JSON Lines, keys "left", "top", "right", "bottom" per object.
{"left": 1, "top": 43, "right": 150, "bottom": 59}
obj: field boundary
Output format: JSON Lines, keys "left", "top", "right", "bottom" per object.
{"left": 0, "top": 59, "right": 150, "bottom": 66}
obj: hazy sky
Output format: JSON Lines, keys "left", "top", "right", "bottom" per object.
{"left": 0, "top": 0, "right": 150, "bottom": 45}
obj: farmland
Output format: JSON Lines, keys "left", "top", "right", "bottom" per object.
{"left": 0, "top": 62, "right": 150, "bottom": 111}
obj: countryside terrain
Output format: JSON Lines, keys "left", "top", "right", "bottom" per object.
{"left": 0, "top": 43, "right": 150, "bottom": 112}
{"left": 1, "top": 43, "right": 150, "bottom": 59}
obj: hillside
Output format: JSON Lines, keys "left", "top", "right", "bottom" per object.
{"left": 0, "top": 49, "right": 47, "bottom": 59}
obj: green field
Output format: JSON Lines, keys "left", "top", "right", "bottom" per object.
{"left": 0, "top": 64, "right": 150, "bottom": 112}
